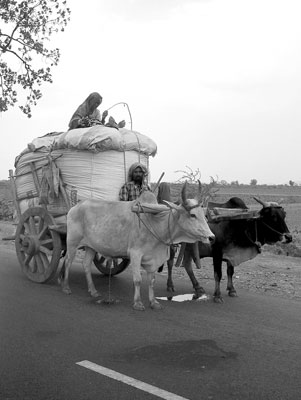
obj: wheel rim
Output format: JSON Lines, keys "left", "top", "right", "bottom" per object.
{"left": 15, "top": 207, "right": 62, "bottom": 283}
{"left": 93, "top": 254, "right": 130, "bottom": 276}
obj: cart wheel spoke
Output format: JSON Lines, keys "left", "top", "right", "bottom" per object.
{"left": 35, "top": 253, "right": 45, "bottom": 274}
{"left": 25, "top": 252, "right": 34, "bottom": 266}
{"left": 40, "top": 238, "right": 54, "bottom": 247}
{"left": 38, "top": 224, "right": 49, "bottom": 240}
{"left": 38, "top": 217, "right": 44, "bottom": 234}
{"left": 27, "top": 258, "right": 37, "bottom": 273}
{"left": 39, "top": 245, "right": 53, "bottom": 257}
{"left": 40, "top": 252, "right": 50, "bottom": 269}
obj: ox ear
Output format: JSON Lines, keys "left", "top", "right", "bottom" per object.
{"left": 253, "top": 197, "right": 268, "bottom": 208}
{"left": 163, "top": 200, "right": 180, "bottom": 210}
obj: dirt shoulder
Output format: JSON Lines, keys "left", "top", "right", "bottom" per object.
{"left": 166, "top": 252, "right": 301, "bottom": 301}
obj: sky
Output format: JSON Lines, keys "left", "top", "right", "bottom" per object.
{"left": 1, "top": 0, "right": 301, "bottom": 184}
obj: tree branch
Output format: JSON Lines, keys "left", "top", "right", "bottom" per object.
{"left": 1, "top": 22, "right": 20, "bottom": 52}
{"left": 3, "top": 47, "right": 32, "bottom": 72}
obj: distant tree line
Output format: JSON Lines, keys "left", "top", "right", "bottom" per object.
{"left": 174, "top": 166, "right": 300, "bottom": 187}
{"left": 220, "top": 180, "right": 299, "bottom": 187}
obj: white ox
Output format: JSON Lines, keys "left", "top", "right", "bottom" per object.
{"left": 59, "top": 183, "right": 214, "bottom": 310}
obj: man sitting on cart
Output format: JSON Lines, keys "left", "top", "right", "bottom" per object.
{"left": 119, "top": 162, "right": 151, "bottom": 201}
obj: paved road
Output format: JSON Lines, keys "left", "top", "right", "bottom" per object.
{"left": 1, "top": 246, "right": 301, "bottom": 400}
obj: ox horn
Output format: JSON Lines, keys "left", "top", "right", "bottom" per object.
{"left": 253, "top": 197, "right": 268, "bottom": 207}
{"left": 197, "top": 180, "right": 202, "bottom": 204}
{"left": 181, "top": 181, "right": 188, "bottom": 207}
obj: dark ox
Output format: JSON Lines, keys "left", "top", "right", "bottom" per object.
{"left": 166, "top": 196, "right": 292, "bottom": 302}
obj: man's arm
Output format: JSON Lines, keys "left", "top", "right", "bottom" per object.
{"left": 119, "top": 184, "right": 129, "bottom": 201}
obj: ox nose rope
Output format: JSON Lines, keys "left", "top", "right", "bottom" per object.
{"left": 261, "top": 220, "right": 286, "bottom": 237}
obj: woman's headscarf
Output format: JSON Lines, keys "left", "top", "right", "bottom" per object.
{"left": 84, "top": 92, "right": 102, "bottom": 114}
{"left": 68, "top": 92, "right": 102, "bottom": 129}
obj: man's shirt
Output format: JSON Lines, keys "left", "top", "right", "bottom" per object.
{"left": 119, "top": 181, "right": 150, "bottom": 201}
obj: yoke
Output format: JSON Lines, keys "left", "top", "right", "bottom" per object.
{"left": 206, "top": 207, "right": 260, "bottom": 223}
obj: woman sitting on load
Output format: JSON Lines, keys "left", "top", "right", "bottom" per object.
{"left": 68, "top": 92, "right": 125, "bottom": 130}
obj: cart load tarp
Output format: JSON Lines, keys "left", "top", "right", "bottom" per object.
{"left": 19, "top": 125, "right": 157, "bottom": 158}
{"left": 13, "top": 126, "right": 157, "bottom": 219}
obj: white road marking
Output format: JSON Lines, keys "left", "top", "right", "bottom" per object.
{"left": 77, "top": 360, "right": 190, "bottom": 400}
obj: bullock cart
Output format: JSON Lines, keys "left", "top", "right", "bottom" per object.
{"left": 9, "top": 124, "right": 157, "bottom": 283}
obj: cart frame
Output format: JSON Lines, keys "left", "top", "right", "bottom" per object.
{"left": 8, "top": 155, "right": 129, "bottom": 283}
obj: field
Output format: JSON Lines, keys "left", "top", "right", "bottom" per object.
{"left": 168, "top": 182, "right": 301, "bottom": 206}
{"left": 167, "top": 183, "right": 301, "bottom": 237}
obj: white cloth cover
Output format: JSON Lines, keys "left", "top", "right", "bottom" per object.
{"left": 15, "top": 148, "right": 150, "bottom": 204}
{"left": 25, "top": 125, "right": 157, "bottom": 156}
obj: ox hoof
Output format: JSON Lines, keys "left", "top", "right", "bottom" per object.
{"left": 193, "top": 287, "right": 206, "bottom": 299}
{"left": 90, "top": 290, "right": 100, "bottom": 298}
{"left": 62, "top": 287, "right": 72, "bottom": 295}
{"left": 228, "top": 290, "right": 238, "bottom": 298}
{"left": 150, "top": 300, "right": 163, "bottom": 310}
{"left": 133, "top": 302, "right": 145, "bottom": 311}
{"left": 214, "top": 296, "right": 224, "bottom": 304}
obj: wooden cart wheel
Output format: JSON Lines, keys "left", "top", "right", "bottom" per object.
{"left": 15, "top": 207, "right": 62, "bottom": 283}
{"left": 93, "top": 254, "right": 130, "bottom": 276}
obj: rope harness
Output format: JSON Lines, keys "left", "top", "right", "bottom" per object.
{"left": 244, "top": 219, "right": 261, "bottom": 253}
{"left": 261, "top": 220, "right": 286, "bottom": 237}
{"left": 134, "top": 202, "right": 175, "bottom": 246}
